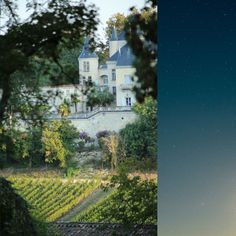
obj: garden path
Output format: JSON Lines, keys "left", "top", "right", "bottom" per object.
{"left": 57, "top": 188, "right": 112, "bottom": 222}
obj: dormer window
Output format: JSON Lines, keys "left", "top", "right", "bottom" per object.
{"left": 83, "top": 61, "right": 90, "bottom": 72}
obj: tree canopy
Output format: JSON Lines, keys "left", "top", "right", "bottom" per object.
{"left": 118, "top": 97, "right": 157, "bottom": 161}
{"left": 105, "top": 13, "right": 127, "bottom": 39}
{"left": 0, "top": 3, "right": 99, "bottom": 232}
{"left": 125, "top": 0, "right": 157, "bottom": 102}
{"left": 87, "top": 86, "right": 114, "bottom": 110}
{"left": 0, "top": 0, "right": 98, "bottom": 122}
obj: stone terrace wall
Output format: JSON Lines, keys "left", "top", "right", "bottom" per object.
{"left": 49, "top": 108, "right": 137, "bottom": 137}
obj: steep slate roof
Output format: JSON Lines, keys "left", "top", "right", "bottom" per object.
{"left": 107, "top": 44, "right": 134, "bottom": 66}
{"left": 105, "top": 29, "right": 134, "bottom": 65}
{"left": 117, "top": 31, "right": 126, "bottom": 41}
{"left": 116, "top": 44, "right": 134, "bottom": 66}
{"left": 111, "top": 29, "right": 126, "bottom": 41}
{"left": 107, "top": 50, "right": 119, "bottom": 62}
{"left": 51, "top": 222, "right": 157, "bottom": 236}
{"left": 79, "top": 37, "right": 98, "bottom": 59}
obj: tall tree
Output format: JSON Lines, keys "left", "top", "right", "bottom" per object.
{"left": 0, "top": 2, "right": 98, "bottom": 231}
{"left": 42, "top": 121, "right": 66, "bottom": 168}
{"left": 42, "top": 120, "right": 79, "bottom": 168}
{"left": 105, "top": 13, "right": 127, "bottom": 39}
{"left": 124, "top": 0, "right": 157, "bottom": 102}
{"left": 0, "top": 0, "right": 98, "bottom": 123}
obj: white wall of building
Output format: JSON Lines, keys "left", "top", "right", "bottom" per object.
{"left": 116, "top": 67, "right": 136, "bottom": 107}
{"left": 41, "top": 85, "right": 85, "bottom": 113}
{"left": 78, "top": 58, "right": 99, "bottom": 85}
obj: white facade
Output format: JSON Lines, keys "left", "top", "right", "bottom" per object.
{"left": 78, "top": 58, "right": 99, "bottom": 85}
{"left": 78, "top": 29, "right": 137, "bottom": 108}
{"left": 41, "top": 29, "right": 137, "bottom": 115}
{"left": 116, "top": 67, "right": 136, "bottom": 107}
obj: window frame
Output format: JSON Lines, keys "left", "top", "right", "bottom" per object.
{"left": 112, "top": 86, "right": 116, "bottom": 95}
{"left": 126, "top": 97, "right": 131, "bottom": 106}
{"left": 104, "top": 78, "right": 108, "bottom": 85}
{"left": 83, "top": 61, "right": 90, "bottom": 72}
{"left": 112, "top": 69, "right": 116, "bottom": 81}
{"left": 86, "top": 61, "right": 90, "bottom": 72}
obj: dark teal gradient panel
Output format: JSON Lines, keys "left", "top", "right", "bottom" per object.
{"left": 159, "top": 1, "right": 236, "bottom": 235}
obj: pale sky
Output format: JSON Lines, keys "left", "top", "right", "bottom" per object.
{"left": 87, "top": 0, "right": 145, "bottom": 39}
{"left": 1, "top": 0, "right": 145, "bottom": 40}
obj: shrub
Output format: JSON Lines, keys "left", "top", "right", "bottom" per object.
{"left": 0, "top": 177, "right": 38, "bottom": 236}
{"left": 96, "top": 130, "right": 110, "bottom": 139}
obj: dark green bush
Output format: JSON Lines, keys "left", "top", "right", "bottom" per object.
{"left": 0, "top": 177, "right": 37, "bottom": 236}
